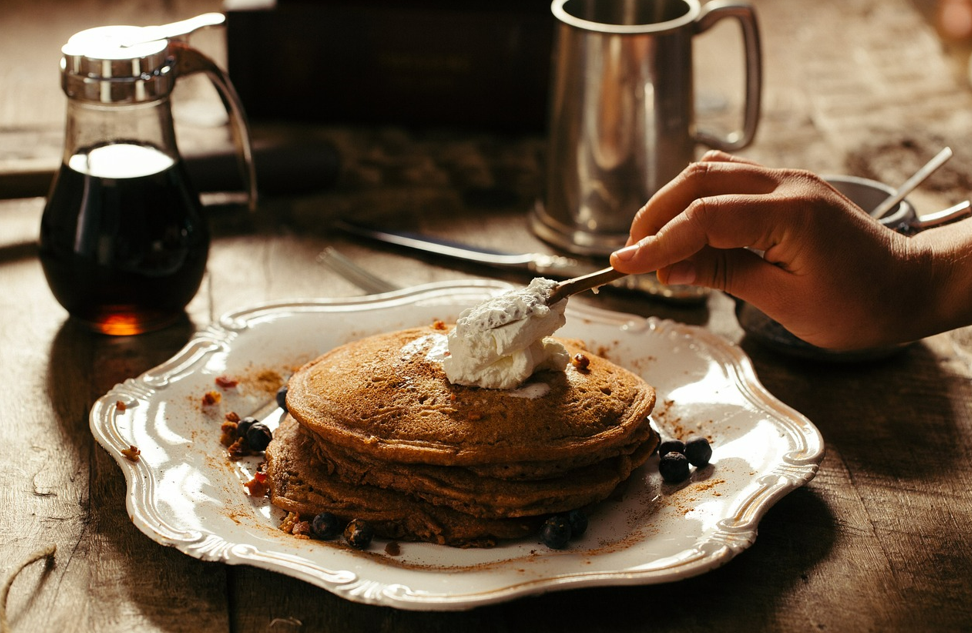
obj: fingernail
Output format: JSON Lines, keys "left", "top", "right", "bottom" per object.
{"left": 665, "top": 261, "right": 696, "bottom": 286}
{"left": 613, "top": 244, "right": 640, "bottom": 262}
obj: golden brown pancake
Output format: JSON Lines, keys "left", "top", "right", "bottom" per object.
{"left": 303, "top": 423, "right": 656, "bottom": 518}
{"left": 268, "top": 324, "right": 659, "bottom": 547}
{"left": 284, "top": 326, "right": 656, "bottom": 469}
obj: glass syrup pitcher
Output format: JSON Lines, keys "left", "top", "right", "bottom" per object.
{"left": 39, "top": 13, "right": 256, "bottom": 336}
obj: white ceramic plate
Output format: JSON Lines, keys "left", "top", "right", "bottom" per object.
{"left": 90, "top": 280, "right": 824, "bottom": 611}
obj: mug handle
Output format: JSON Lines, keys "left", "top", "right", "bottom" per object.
{"left": 173, "top": 43, "right": 259, "bottom": 212}
{"left": 693, "top": 1, "right": 763, "bottom": 151}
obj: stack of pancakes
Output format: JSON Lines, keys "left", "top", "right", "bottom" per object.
{"left": 265, "top": 324, "right": 658, "bottom": 547}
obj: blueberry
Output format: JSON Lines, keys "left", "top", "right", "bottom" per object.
{"left": 276, "top": 385, "right": 289, "bottom": 412}
{"left": 685, "top": 436, "right": 712, "bottom": 468}
{"left": 344, "top": 519, "right": 374, "bottom": 549}
{"left": 567, "top": 509, "right": 588, "bottom": 538}
{"left": 311, "top": 512, "right": 341, "bottom": 540}
{"left": 540, "top": 515, "right": 572, "bottom": 549}
{"left": 659, "top": 451, "right": 690, "bottom": 484}
{"left": 657, "top": 439, "right": 685, "bottom": 457}
{"left": 236, "top": 416, "right": 257, "bottom": 440}
{"left": 245, "top": 422, "right": 273, "bottom": 451}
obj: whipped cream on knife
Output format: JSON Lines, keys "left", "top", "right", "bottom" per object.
{"left": 443, "top": 278, "right": 570, "bottom": 390}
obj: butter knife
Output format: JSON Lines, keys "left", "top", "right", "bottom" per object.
{"left": 335, "top": 219, "right": 709, "bottom": 304}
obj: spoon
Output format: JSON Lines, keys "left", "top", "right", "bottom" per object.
{"left": 547, "top": 266, "right": 627, "bottom": 304}
{"left": 869, "top": 147, "right": 952, "bottom": 219}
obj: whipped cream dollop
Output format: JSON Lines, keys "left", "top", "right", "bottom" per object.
{"left": 443, "top": 278, "right": 570, "bottom": 390}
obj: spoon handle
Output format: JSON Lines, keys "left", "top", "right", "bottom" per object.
{"left": 870, "top": 147, "right": 952, "bottom": 219}
{"left": 548, "top": 267, "right": 627, "bottom": 304}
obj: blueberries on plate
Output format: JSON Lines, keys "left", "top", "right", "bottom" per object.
{"left": 276, "top": 385, "right": 289, "bottom": 412}
{"left": 236, "top": 416, "right": 257, "bottom": 440}
{"left": 244, "top": 422, "right": 273, "bottom": 451}
{"left": 540, "top": 515, "right": 572, "bottom": 550}
{"left": 657, "top": 439, "right": 685, "bottom": 457}
{"left": 659, "top": 451, "right": 690, "bottom": 484}
{"left": 344, "top": 519, "right": 375, "bottom": 549}
{"left": 311, "top": 512, "right": 342, "bottom": 540}
{"left": 656, "top": 435, "right": 714, "bottom": 483}
{"left": 685, "top": 436, "right": 712, "bottom": 468}
{"left": 539, "top": 509, "right": 590, "bottom": 549}
{"left": 567, "top": 509, "right": 588, "bottom": 538}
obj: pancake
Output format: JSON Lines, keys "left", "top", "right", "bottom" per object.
{"left": 268, "top": 323, "right": 659, "bottom": 547}
{"left": 284, "top": 325, "right": 656, "bottom": 470}
{"left": 303, "top": 422, "right": 656, "bottom": 518}
{"left": 266, "top": 416, "right": 539, "bottom": 547}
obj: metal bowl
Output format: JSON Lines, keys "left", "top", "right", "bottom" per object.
{"left": 821, "top": 174, "right": 916, "bottom": 228}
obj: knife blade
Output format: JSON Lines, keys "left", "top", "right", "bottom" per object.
{"left": 335, "top": 219, "right": 709, "bottom": 304}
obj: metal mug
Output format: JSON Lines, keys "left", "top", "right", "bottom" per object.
{"left": 531, "top": 0, "right": 762, "bottom": 256}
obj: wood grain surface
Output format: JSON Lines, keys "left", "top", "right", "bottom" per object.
{"left": 2, "top": 0, "right": 971, "bottom": 631}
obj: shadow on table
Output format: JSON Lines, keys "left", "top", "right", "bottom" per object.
{"left": 741, "top": 337, "right": 969, "bottom": 480}
{"left": 44, "top": 316, "right": 231, "bottom": 628}
{"left": 47, "top": 316, "right": 198, "bottom": 419}
{"left": 737, "top": 336, "right": 972, "bottom": 627}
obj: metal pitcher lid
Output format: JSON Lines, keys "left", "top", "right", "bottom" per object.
{"left": 61, "top": 26, "right": 175, "bottom": 103}
{"left": 59, "top": 14, "right": 226, "bottom": 104}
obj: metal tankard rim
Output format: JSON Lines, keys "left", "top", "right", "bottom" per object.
{"left": 551, "top": 0, "right": 701, "bottom": 35}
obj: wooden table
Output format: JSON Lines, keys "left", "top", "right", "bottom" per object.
{"left": 2, "top": 0, "right": 972, "bottom": 630}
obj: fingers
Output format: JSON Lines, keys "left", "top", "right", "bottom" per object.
{"left": 655, "top": 244, "right": 791, "bottom": 305}
{"left": 626, "top": 159, "right": 783, "bottom": 243}
{"left": 613, "top": 193, "right": 794, "bottom": 275}
{"left": 697, "top": 149, "right": 762, "bottom": 166}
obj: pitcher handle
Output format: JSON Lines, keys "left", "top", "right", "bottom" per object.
{"left": 693, "top": 1, "right": 762, "bottom": 151}
{"left": 173, "top": 43, "right": 258, "bottom": 211}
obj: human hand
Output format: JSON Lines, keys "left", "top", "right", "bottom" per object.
{"left": 609, "top": 150, "right": 941, "bottom": 350}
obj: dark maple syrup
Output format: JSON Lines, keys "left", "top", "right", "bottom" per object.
{"left": 39, "top": 142, "right": 209, "bottom": 335}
